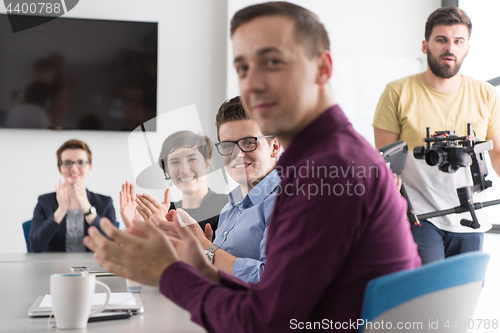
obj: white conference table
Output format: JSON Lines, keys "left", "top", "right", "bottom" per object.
{"left": 0, "top": 252, "right": 206, "bottom": 332}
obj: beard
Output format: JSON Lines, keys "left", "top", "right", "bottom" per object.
{"left": 427, "top": 48, "right": 465, "bottom": 79}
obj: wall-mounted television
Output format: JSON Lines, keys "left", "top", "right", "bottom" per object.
{"left": 0, "top": 14, "right": 157, "bottom": 131}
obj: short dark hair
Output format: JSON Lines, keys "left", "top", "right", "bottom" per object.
{"left": 215, "top": 96, "right": 249, "bottom": 141}
{"left": 230, "top": 1, "right": 330, "bottom": 58}
{"left": 158, "top": 131, "right": 212, "bottom": 179}
{"left": 425, "top": 6, "right": 472, "bottom": 41}
{"left": 56, "top": 139, "right": 92, "bottom": 171}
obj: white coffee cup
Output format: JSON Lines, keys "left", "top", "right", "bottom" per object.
{"left": 50, "top": 273, "right": 111, "bottom": 329}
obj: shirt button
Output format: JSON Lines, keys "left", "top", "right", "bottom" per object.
{"left": 223, "top": 232, "right": 228, "bottom": 236}
{"left": 239, "top": 206, "right": 243, "bottom": 211}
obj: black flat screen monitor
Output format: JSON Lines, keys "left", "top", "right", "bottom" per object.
{"left": 0, "top": 14, "right": 157, "bottom": 131}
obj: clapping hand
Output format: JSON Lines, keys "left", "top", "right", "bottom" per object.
{"left": 159, "top": 209, "right": 212, "bottom": 249}
{"left": 120, "top": 181, "right": 142, "bottom": 229}
{"left": 74, "top": 182, "right": 97, "bottom": 224}
{"left": 74, "top": 182, "right": 91, "bottom": 213}
{"left": 135, "top": 189, "right": 171, "bottom": 222}
{"left": 153, "top": 210, "right": 220, "bottom": 282}
{"left": 55, "top": 179, "right": 69, "bottom": 212}
{"left": 164, "top": 210, "right": 210, "bottom": 269}
{"left": 53, "top": 180, "right": 70, "bottom": 223}
{"left": 84, "top": 218, "right": 179, "bottom": 286}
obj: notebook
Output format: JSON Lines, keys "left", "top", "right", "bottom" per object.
{"left": 28, "top": 292, "right": 144, "bottom": 317}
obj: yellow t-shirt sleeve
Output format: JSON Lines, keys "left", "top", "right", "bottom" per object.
{"left": 372, "top": 84, "right": 401, "bottom": 135}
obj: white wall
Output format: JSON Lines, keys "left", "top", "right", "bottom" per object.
{"left": 460, "top": 0, "right": 500, "bottom": 82}
{"left": 227, "top": 0, "right": 441, "bottom": 144}
{"left": 459, "top": 0, "right": 500, "bottom": 224}
{"left": 0, "top": 0, "right": 443, "bottom": 253}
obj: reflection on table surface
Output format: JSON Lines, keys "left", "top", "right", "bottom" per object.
{"left": 0, "top": 252, "right": 206, "bottom": 332}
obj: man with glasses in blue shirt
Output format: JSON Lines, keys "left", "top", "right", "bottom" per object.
{"left": 171, "top": 96, "right": 281, "bottom": 283}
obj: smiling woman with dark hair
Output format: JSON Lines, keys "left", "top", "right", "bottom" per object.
{"left": 127, "top": 131, "right": 227, "bottom": 237}
{"left": 29, "top": 139, "right": 117, "bottom": 252}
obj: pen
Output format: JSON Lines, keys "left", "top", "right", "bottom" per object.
{"left": 88, "top": 312, "right": 132, "bottom": 322}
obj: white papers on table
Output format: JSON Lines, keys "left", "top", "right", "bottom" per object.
{"left": 39, "top": 292, "right": 137, "bottom": 308}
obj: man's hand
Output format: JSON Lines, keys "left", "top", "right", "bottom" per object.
{"left": 151, "top": 214, "right": 180, "bottom": 238}
{"left": 159, "top": 209, "right": 236, "bottom": 277}
{"left": 164, "top": 209, "right": 212, "bottom": 250}
{"left": 136, "top": 189, "right": 171, "bottom": 222}
{"left": 165, "top": 210, "right": 220, "bottom": 283}
{"left": 120, "top": 181, "right": 141, "bottom": 229}
{"left": 83, "top": 218, "right": 178, "bottom": 286}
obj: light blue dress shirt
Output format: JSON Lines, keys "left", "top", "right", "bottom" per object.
{"left": 214, "top": 169, "right": 280, "bottom": 283}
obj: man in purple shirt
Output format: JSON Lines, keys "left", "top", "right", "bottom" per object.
{"left": 85, "top": 2, "right": 420, "bottom": 332}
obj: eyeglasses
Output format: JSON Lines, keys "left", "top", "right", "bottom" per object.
{"left": 215, "top": 136, "right": 273, "bottom": 156}
{"left": 59, "top": 160, "right": 90, "bottom": 169}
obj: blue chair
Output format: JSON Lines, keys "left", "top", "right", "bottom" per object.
{"left": 22, "top": 219, "right": 119, "bottom": 253}
{"left": 22, "top": 220, "right": 32, "bottom": 253}
{"left": 359, "top": 252, "right": 489, "bottom": 333}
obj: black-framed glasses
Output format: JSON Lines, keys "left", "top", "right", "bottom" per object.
{"left": 215, "top": 136, "right": 273, "bottom": 156}
{"left": 59, "top": 160, "right": 90, "bottom": 169}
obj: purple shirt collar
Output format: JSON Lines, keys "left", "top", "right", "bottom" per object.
{"left": 277, "top": 104, "right": 348, "bottom": 171}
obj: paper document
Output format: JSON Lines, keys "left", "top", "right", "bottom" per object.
{"left": 39, "top": 292, "right": 137, "bottom": 308}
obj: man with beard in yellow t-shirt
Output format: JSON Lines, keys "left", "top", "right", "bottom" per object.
{"left": 373, "top": 6, "right": 500, "bottom": 264}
